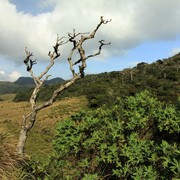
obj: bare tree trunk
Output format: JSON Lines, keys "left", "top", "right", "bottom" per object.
{"left": 17, "top": 111, "right": 37, "bottom": 155}
{"left": 17, "top": 128, "right": 27, "bottom": 155}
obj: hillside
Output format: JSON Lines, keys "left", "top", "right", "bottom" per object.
{"left": 0, "top": 96, "right": 88, "bottom": 161}
{"left": 14, "top": 77, "right": 64, "bottom": 86}
{"left": 62, "top": 54, "right": 179, "bottom": 104}
{"left": 0, "top": 81, "right": 19, "bottom": 94}
{"left": 0, "top": 77, "right": 65, "bottom": 97}
{"left": 13, "top": 54, "right": 180, "bottom": 106}
{"left": 14, "top": 77, "right": 34, "bottom": 86}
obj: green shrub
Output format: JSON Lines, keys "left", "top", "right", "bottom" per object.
{"left": 27, "top": 91, "right": 180, "bottom": 179}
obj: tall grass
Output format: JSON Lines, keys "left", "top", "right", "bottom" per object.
{"left": 0, "top": 96, "right": 88, "bottom": 178}
{"left": 0, "top": 132, "right": 33, "bottom": 180}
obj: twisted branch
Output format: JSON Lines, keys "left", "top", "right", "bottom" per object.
{"left": 18, "top": 16, "right": 111, "bottom": 155}
{"left": 23, "top": 35, "right": 68, "bottom": 110}
{"left": 67, "top": 16, "right": 111, "bottom": 77}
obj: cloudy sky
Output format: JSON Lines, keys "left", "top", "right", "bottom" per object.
{"left": 0, "top": 0, "right": 180, "bottom": 81}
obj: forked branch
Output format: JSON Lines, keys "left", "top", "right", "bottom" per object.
{"left": 17, "top": 16, "right": 111, "bottom": 155}
{"left": 67, "top": 16, "right": 111, "bottom": 78}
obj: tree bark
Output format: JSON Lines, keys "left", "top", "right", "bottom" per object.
{"left": 17, "top": 128, "right": 28, "bottom": 155}
{"left": 17, "top": 110, "right": 37, "bottom": 155}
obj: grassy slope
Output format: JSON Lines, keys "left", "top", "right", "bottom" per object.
{"left": 0, "top": 96, "right": 88, "bottom": 162}
{"left": 0, "top": 94, "right": 16, "bottom": 101}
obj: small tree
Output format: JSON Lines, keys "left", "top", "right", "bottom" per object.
{"left": 17, "top": 16, "right": 111, "bottom": 155}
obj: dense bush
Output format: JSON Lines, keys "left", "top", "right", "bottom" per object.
{"left": 13, "top": 89, "right": 33, "bottom": 102}
{"left": 28, "top": 91, "right": 180, "bottom": 179}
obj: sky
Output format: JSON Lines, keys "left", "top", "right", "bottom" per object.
{"left": 0, "top": 0, "right": 180, "bottom": 81}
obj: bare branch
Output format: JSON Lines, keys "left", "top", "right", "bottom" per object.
{"left": 23, "top": 48, "right": 35, "bottom": 70}
{"left": 23, "top": 47, "right": 40, "bottom": 87}
{"left": 35, "top": 75, "right": 80, "bottom": 111}
{"left": 68, "top": 16, "right": 111, "bottom": 78}
{"left": 17, "top": 16, "right": 111, "bottom": 155}
{"left": 23, "top": 35, "right": 68, "bottom": 110}
{"left": 48, "top": 35, "right": 68, "bottom": 58}
{"left": 23, "top": 47, "right": 33, "bottom": 64}
{"left": 86, "top": 40, "right": 111, "bottom": 60}
{"left": 67, "top": 30, "right": 89, "bottom": 77}
{"left": 82, "top": 16, "right": 111, "bottom": 41}
{"left": 27, "top": 59, "right": 37, "bottom": 71}
{"left": 38, "top": 35, "right": 68, "bottom": 80}
{"left": 68, "top": 29, "right": 89, "bottom": 39}
{"left": 73, "top": 40, "right": 111, "bottom": 66}
{"left": 101, "top": 16, "right": 112, "bottom": 24}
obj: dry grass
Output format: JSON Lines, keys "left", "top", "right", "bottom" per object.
{"left": 0, "top": 96, "right": 88, "bottom": 179}
{"left": 0, "top": 94, "right": 16, "bottom": 101}
{"left": 0, "top": 143, "right": 26, "bottom": 180}
{"left": 0, "top": 96, "right": 88, "bottom": 163}
{"left": 0, "top": 128, "right": 32, "bottom": 180}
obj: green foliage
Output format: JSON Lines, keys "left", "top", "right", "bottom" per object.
{"left": 0, "top": 81, "right": 17, "bottom": 94}
{"left": 28, "top": 91, "right": 180, "bottom": 179}
{"left": 13, "top": 55, "right": 180, "bottom": 108}
{"left": 13, "top": 89, "right": 33, "bottom": 102}
{"left": 86, "top": 84, "right": 109, "bottom": 108}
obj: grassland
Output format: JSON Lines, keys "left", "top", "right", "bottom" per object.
{"left": 0, "top": 94, "right": 16, "bottom": 101}
{"left": 0, "top": 96, "right": 88, "bottom": 163}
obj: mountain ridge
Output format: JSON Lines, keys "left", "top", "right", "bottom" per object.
{"left": 0, "top": 77, "right": 65, "bottom": 95}
{"left": 14, "top": 77, "right": 64, "bottom": 86}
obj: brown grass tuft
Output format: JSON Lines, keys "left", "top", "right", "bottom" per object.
{"left": 0, "top": 140, "right": 29, "bottom": 179}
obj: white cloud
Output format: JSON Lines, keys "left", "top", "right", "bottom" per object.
{"left": 171, "top": 48, "right": 180, "bottom": 56}
{"left": 0, "top": 70, "right": 7, "bottom": 81}
{"left": 8, "top": 71, "right": 21, "bottom": 81}
{"left": 1, "top": 0, "right": 180, "bottom": 64}
{"left": 0, "top": 69, "right": 21, "bottom": 82}
{"left": 0, "top": 71, "right": 5, "bottom": 75}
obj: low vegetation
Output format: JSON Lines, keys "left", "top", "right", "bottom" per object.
{"left": 22, "top": 91, "right": 180, "bottom": 179}
{"left": 0, "top": 135, "right": 28, "bottom": 180}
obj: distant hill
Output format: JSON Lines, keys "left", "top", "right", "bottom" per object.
{"left": 0, "top": 81, "right": 19, "bottom": 94}
{"left": 0, "top": 77, "right": 65, "bottom": 95}
{"left": 14, "top": 77, "right": 64, "bottom": 86}
{"left": 45, "top": 77, "right": 64, "bottom": 85}
{"left": 14, "top": 77, "right": 34, "bottom": 86}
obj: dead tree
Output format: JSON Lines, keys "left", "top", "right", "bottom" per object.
{"left": 17, "top": 16, "right": 111, "bottom": 155}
